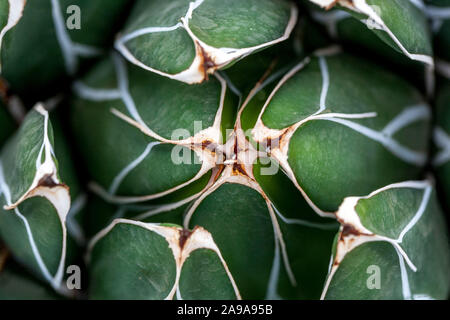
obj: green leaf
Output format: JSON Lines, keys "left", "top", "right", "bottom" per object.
{"left": 0, "top": 105, "right": 71, "bottom": 292}
{"left": 0, "top": 0, "right": 129, "bottom": 97}
{"left": 116, "top": 0, "right": 297, "bottom": 83}
{"left": 254, "top": 51, "right": 430, "bottom": 213}
{"left": 321, "top": 181, "right": 450, "bottom": 300}
{"left": 51, "top": 115, "right": 87, "bottom": 254}
{"left": 185, "top": 181, "right": 337, "bottom": 299}
{"left": 71, "top": 48, "right": 434, "bottom": 299}
{"left": 308, "top": 0, "right": 433, "bottom": 66}
{"left": 71, "top": 54, "right": 232, "bottom": 203}
{"left": 0, "top": 0, "right": 8, "bottom": 31}
{"left": 0, "top": 0, "right": 25, "bottom": 72}
{"left": 253, "top": 160, "right": 339, "bottom": 299}
{"left": 186, "top": 183, "right": 275, "bottom": 299}
{"left": 308, "top": 7, "right": 429, "bottom": 91}
{"left": 88, "top": 219, "right": 240, "bottom": 299}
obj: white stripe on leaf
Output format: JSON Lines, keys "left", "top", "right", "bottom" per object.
{"left": 51, "top": 0, "right": 101, "bottom": 75}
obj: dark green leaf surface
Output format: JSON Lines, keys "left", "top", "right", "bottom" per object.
{"left": 322, "top": 182, "right": 450, "bottom": 300}
{"left": 0, "top": 106, "right": 71, "bottom": 292}
{"left": 0, "top": 0, "right": 129, "bottom": 97}
{"left": 75, "top": 47, "right": 443, "bottom": 300}
{"left": 308, "top": 0, "right": 433, "bottom": 65}
{"left": 116, "top": 0, "right": 297, "bottom": 83}
{"left": 89, "top": 220, "right": 239, "bottom": 299}
{"left": 0, "top": 0, "right": 448, "bottom": 302}
{"left": 257, "top": 52, "right": 430, "bottom": 212}
{"left": 71, "top": 55, "right": 228, "bottom": 200}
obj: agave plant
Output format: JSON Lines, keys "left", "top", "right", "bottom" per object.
{"left": 0, "top": 0, "right": 449, "bottom": 301}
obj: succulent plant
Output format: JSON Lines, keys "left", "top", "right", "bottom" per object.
{"left": 0, "top": 0, "right": 449, "bottom": 300}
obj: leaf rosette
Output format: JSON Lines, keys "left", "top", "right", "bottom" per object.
{"left": 69, "top": 45, "right": 446, "bottom": 299}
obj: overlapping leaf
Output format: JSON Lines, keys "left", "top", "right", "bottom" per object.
{"left": 308, "top": 0, "right": 433, "bottom": 66}
{"left": 88, "top": 220, "right": 240, "bottom": 300}
{"left": 0, "top": 105, "right": 70, "bottom": 292}
{"left": 70, "top": 46, "right": 440, "bottom": 299}
{"left": 252, "top": 50, "right": 431, "bottom": 213}
{"left": 0, "top": 0, "right": 129, "bottom": 97}
{"left": 321, "top": 181, "right": 450, "bottom": 300}
{"left": 116, "top": 0, "right": 298, "bottom": 83}
{"left": 71, "top": 53, "right": 228, "bottom": 203}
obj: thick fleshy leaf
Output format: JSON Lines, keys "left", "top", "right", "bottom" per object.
{"left": 0, "top": 105, "right": 70, "bottom": 292}
{"left": 71, "top": 54, "right": 233, "bottom": 203}
{"left": 51, "top": 115, "right": 87, "bottom": 252}
{"left": 71, "top": 47, "right": 435, "bottom": 299}
{"left": 321, "top": 181, "right": 450, "bottom": 300}
{"left": 0, "top": 0, "right": 25, "bottom": 72}
{"left": 252, "top": 51, "right": 430, "bottom": 214}
{"left": 81, "top": 161, "right": 337, "bottom": 299}
{"left": 307, "top": 5, "right": 430, "bottom": 92}
{"left": 187, "top": 183, "right": 274, "bottom": 299}
{"left": 185, "top": 181, "right": 337, "bottom": 299}
{"left": 71, "top": 51, "right": 340, "bottom": 299}
{"left": 88, "top": 219, "right": 240, "bottom": 300}
{"left": 252, "top": 160, "right": 339, "bottom": 299}
{"left": 308, "top": 0, "right": 433, "bottom": 66}
{"left": 0, "top": 0, "right": 129, "bottom": 97}
{"left": 115, "top": 0, "right": 298, "bottom": 83}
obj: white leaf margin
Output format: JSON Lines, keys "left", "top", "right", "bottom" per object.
{"left": 320, "top": 180, "right": 435, "bottom": 300}
{"left": 50, "top": 0, "right": 102, "bottom": 75}
{"left": 115, "top": 0, "right": 298, "bottom": 84}
{"left": 308, "top": 0, "right": 434, "bottom": 66}
{"left": 0, "top": 104, "right": 70, "bottom": 293}
{"left": 251, "top": 48, "right": 431, "bottom": 218}
{"left": 0, "top": 0, "right": 26, "bottom": 72}
{"left": 87, "top": 219, "right": 242, "bottom": 300}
